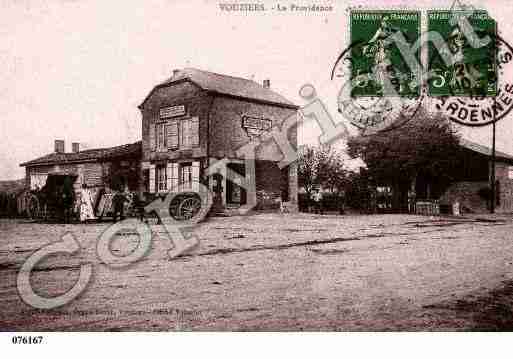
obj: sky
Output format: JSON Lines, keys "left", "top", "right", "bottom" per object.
{"left": 1, "top": 0, "right": 513, "bottom": 180}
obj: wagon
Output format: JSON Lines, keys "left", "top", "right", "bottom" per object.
{"left": 97, "top": 190, "right": 204, "bottom": 223}
{"left": 138, "top": 191, "right": 203, "bottom": 223}
{"left": 24, "top": 174, "right": 77, "bottom": 221}
{"left": 169, "top": 191, "right": 203, "bottom": 220}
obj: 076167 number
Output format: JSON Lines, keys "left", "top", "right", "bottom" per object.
{"left": 11, "top": 336, "right": 43, "bottom": 344}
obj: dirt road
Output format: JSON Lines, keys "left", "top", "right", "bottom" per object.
{"left": 1, "top": 213, "right": 513, "bottom": 331}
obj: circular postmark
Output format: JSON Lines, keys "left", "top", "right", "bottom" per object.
{"left": 433, "top": 35, "right": 513, "bottom": 126}
{"left": 331, "top": 40, "right": 425, "bottom": 136}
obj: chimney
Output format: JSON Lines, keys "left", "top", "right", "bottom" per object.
{"left": 263, "top": 79, "right": 270, "bottom": 89}
{"left": 72, "top": 142, "right": 80, "bottom": 153}
{"left": 173, "top": 69, "right": 180, "bottom": 77}
{"left": 54, "top": 140, "right": 65, "bottom": 153}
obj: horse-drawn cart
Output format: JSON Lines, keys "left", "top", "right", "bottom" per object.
{"left": 22, "top": 174, "right": 206, "bottom": 223}
{"left": 23, "top": 174, "right": 76, "bottom": 221}
{"left": 96, "top": 190, "right": 204, "bottom": 223}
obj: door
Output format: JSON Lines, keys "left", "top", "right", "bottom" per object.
{"left": 226, "top": 163, "right": 246, "bottom": 205}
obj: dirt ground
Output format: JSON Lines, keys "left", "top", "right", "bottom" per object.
{"left": 1, "top": 212, "right": 513, "bottom": 331}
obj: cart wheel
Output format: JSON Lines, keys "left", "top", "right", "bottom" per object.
{"left": 27, "top": 195, "right": 40, "bottom": 220}
{"left": 177, "top": 196, "right": 201, "bottom": 220}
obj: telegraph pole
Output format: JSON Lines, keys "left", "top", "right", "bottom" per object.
{"left": 491, "top": 98, "right": 496, "bottom": 214}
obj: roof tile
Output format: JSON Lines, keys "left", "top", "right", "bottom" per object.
{"left": 154, "top": 68, "right": 297, "bottom": 108}
{"left": 20, "top": 141, "right": 141, "bottom": 167}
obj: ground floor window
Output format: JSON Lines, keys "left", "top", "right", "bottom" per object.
{"left": 149, "top": 161, "right": 200, "bottom": 194}
{"left": 180, "top": 163, "right": 193, "bottom": 189}
{"left": 156, "top": 164, "right": 167, "bottom": 192}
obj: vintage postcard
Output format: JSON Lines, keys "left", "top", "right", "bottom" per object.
{"left": 2, "top": 0, "right": 513, "bottom": 356}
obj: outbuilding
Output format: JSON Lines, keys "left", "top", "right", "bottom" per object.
{"left": 20, "top": 140, "right": 141, "bottom": 201}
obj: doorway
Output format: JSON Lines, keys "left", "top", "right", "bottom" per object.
{"left": 226, "top": 163, "right": 246, "bottom": 206}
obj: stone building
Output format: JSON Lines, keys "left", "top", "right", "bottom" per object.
{"left": 375, "top": 138, "right": 513, "bottom": 214}
{"left": 19, "top": 68, "right": 299, "bottom": 214}
{"left": 20, "top": 140, "right": 141, "bottom": 195}
{"left": 438, "top": 139, "right": 513, "bottom": 213}
{"left": 138, "top": 68, "right": 299, "bottom": 211}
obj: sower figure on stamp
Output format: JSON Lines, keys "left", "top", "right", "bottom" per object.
{"left": 112, "top": 190, "right": 128, "bottom": 223}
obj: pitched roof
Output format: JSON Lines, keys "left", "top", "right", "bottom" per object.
{"left": 20, "top": 141, "right": 142, "bottom": 167}
{"left": 460, "top": 138, "right": 513, "bottom": 162}
{"left": 140, "top": 68, "right": 298, "bottom": 109}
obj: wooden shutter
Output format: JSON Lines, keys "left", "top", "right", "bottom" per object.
{"left": 171, "top": 163, "right": 179, "bottom": 191}
{"left": 149, "top": 124, "right": 156, "bottom": 151}
{"left": 167, "top": 121, "right": 179, "bottom": 149}
{"left": 180, "top": 120, "right": 188, "bottom": 148}
{"left": 149, "top": 164, "right": 156, "bottom": 193}
{"left": 166, "top": 163, "right": 173, "bottom": 191}
{"left": 192, "top": 161, "right": 200, "bottom": 192}
{"left": 190, "top": 117, "right": 199, "bottom": 147}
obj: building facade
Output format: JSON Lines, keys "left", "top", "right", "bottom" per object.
{"left": 138, "top": 68, "right": 299, "bottom": 211}
{"left": 19, "top": 68, "right": 299, "bottom": 214}
{"left": 20, "top": 141, "right": 141, "bottom": 196}
{"left": 438, "top": 139, "right": 513, "bottom": 214}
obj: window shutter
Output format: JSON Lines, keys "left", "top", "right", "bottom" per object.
{"left": 149, "top": 165, "right": 156, "bottom": 193}
{"left": 191, "top": 117, "right": 199, "bottom": 147}
{"left": 167, "top": 121, "right": 179, "bottom": 149}
{"left": 180, "top": 120, "right": 188, "bottom": 148}
{"left": 149, "top": 124, "right": 156, "bottom": 151}
{"left": 171, "top": 163, "right": 179, "bottom": 191}
{"left": 192, "top": 161, "right": 200, "bottom": 192}
{"left": 166, "top": 163, "right": 173, "bottom": 191}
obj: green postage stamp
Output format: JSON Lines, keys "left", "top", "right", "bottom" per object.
{"left": 350, "top": 10, "right": 421, "bottom": 98}
{"left": 428, "top": 10, "right": 497, "bottom": 97}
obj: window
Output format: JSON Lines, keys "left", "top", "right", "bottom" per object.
{"left": 180, "top": 164, "right": 193, "bottom": 189}
{"left": 156, "top": 123, "right": 166, "bottom": 151}
{"left": 152, "top": 117, "right": 198, "bottom": 151}
{"left": 156, "top": 165, "right": 167, "bottom": 192}
{"left": 179, "top": 117, "right": 199, "bottom": 149}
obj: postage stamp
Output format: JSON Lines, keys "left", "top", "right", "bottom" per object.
{"left": 433, "top": 34, "right": 513, "bottom": 126}
{"left": 427, "top": 10, "right": 497, "bottom": 97}
{"left": 350, "top": 10, "right": 421, "bottom": 98}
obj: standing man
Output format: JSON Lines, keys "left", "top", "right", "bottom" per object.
{"left": 112, "top": 190, "right": 128, "bottom": 223}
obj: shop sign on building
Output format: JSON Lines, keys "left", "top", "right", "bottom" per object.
{"left": 159, "top": 105, "right": 186, "bottom": 119}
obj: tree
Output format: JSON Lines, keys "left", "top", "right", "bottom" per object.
{"left": 298, "top": 144, "right": 349, "bottom": 213}
{"left": 298, "top": 145, "right": 318, "bottom": 198}
{"left": 347, "top": 108, "right": 462, "bottom": 211}
{"left": 298, "top": 145, "right": 348, "bottom": 195}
